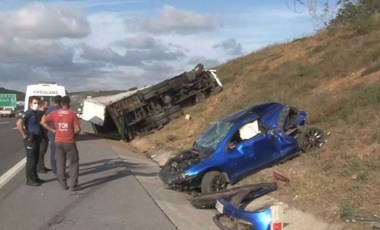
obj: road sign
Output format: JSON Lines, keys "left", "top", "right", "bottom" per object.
{"left": 0, "top": 94, "right": 17, "bottom": 107}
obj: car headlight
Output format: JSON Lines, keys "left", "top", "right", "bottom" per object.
{"left": 179, "top": 172, "right": 188, "bottom": 180}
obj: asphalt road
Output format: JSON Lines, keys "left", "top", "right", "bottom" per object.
{"left": 0, "top": 118, "right": 25, "bottom": 176}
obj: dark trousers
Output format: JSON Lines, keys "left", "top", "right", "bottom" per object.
{"left": 48, "top": 132, "right": 57, "bottom": 173}
{"left": 24, "top": 138, "right": 41, "bottom": 182}
{"left": 37, "top": 137, "right": 49, "bottom": 171}
{"left": 56, "top": 142, "right": 79, "bottom": 189}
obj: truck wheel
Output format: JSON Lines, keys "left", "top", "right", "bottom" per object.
{"left": 193, "top": 63, "right": 204, "bottom": 77}
{"left": 201, "top": 171, "right": 228, "bottom": 193}
{"left": 185, "top": 71, "right": 196, "bottom": 82}
{"left": 163, "top": 95, "right": 172, "bottom": 105}
{"left": 297, "top": 127, "right": 324, "bottom": 152}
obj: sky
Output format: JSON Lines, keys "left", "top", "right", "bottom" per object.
{"left": 0, "top": 0, "right": 335, "bottom": 92}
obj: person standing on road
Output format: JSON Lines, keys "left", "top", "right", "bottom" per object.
{"left": 16, "top": 96, "right": 45, "bottom": 186}
{"left": 44, "top": 95, "right": 62, "bottom": 174}
{"left": 37, "top": 100, "right": 51, "bottom": 173}
{"left": 41, "top": 96, "right": 81, "bottom": 191}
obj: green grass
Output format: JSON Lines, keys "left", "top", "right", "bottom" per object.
{"left": 340, "top": 202, "right": 358, "bottom": 219}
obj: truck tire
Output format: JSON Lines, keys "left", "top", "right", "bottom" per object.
{"left": 193, "top": 63, "right": 204, "bottom": 77}
{"left": 163, "top": 95, "right": 172, "bottom": 105}
{"left": 185, "top": 71, "right": 196, "bottom": 82}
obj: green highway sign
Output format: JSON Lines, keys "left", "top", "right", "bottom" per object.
{"left": 0, "top": 94, "right": 17, "bottom": 107}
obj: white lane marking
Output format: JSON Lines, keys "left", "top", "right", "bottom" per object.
{"left": 0, "top": 157, "right": 26, "bottom": 189}
{"left": 13, "top": 127, "right": 18, "bottom": 130}
{"left": 0, "top": 121, "right": 10, "bottom": 125}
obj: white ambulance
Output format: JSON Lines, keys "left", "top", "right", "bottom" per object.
{"left": 24, "top": 83, "right": 67, "bottom": 111}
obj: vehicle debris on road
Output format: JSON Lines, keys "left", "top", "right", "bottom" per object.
{"left": 190, "top": 182, "right": 278, "bottom": 209}
{"left": 213, "top": 188, "right": 284, "bottom": 230}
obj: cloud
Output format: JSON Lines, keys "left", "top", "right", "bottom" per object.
{"left": 0, "top": 38, "right": 74, "bottom": 66}
{"left": 126, "top": 5, "right": 219, "bottom": 34}
{"left": 82, "top": 35, "right": 185, "bottom": 66}
{"left": 0, "top": 2, "right": 90, "bottom": 39}
{"left": 213, "top": 39, "right": 243, "bottom": 56}
{"left": 187, "top": 56, "right": 220, "bottom": 68}
{"left": 113, "top": 34, "right": 159, "bottom": 49}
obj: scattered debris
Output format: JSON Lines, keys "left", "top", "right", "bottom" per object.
{"left": 213, "top": 188, "right": 285, "bottom": 230}
{"left": 190, "top": 183, "right": 277, "bottom": 209}
{"left": 273, "top": 170, "right": 290, "bottom": 184}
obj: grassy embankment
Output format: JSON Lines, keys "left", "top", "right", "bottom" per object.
{"left": 129, "top": 13, "right": 380, "bottom": 227}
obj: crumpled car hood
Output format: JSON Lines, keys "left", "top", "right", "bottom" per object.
{"left": 159, "top": 148, "right": 212, "bottom": 189}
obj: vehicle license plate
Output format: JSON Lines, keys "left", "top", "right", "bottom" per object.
{"left": 215, "top": 200, "right": 224, "bottom": 214}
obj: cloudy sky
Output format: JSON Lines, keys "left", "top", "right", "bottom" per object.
{"left": 0, "top": 0, "right": 333, "bottom": 92}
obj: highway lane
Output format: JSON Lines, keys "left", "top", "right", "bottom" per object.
{"left": 0, "top": 118, "right": 26, "bottom": 176}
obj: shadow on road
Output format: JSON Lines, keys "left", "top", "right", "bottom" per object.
{"left": 77, "top": 158, "right": 157, "bottom": 190}
{"left": 75, "top": 133, "right": 103, "bottom": 142}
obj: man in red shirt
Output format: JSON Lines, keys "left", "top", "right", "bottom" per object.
{"left": 41, "top": 96, "right": 81, "bottom": 191}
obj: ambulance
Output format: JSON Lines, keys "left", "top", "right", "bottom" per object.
{"left": 24, "top": 83, "right": 67, "bottom": 111}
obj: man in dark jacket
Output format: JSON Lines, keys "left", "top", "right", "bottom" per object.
{"left": 37, "top": 100, "right": 50, "bottom": 173}
{"left": 16, "top": 96, "right": 45, "bottom": 186}
{"left": 44, "top": 95, "right": 62, "bottom": 174}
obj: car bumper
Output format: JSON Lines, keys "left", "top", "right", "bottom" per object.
{"left": 159, "top": 168, "right": 201, "bottom": 190}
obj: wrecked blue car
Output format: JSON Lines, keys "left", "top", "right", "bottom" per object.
{"left": 159, "top": 102, "right": 324, "bottom": 193}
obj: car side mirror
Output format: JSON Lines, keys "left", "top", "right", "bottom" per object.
{"left": 268, "top": 129, "right": 276, "bottom": 139}
{"left": 268, "top": 129, "right": 275, "bottom": 136}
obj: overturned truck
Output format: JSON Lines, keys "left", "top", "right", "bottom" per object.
{"left": 82, "top": 64, "right": 223, "bottom": 141}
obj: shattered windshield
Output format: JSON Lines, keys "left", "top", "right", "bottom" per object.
{"left": 194, "top": 121, "right": 233, "bottom": 152}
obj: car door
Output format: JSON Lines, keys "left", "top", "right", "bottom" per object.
{"left": 221, "top": 119, "right": 276, "bottom": 180}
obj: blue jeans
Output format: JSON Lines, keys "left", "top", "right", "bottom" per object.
{"left": 48, "top": 132, "right": 57, "bottom": 173}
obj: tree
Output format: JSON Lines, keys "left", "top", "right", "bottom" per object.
{"left": 294, "top": 0, "right": 380, "bottom": 32}
{"left": 329, "top": 0, "right": 380, "bottom": 33}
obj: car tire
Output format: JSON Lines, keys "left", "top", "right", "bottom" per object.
{"left": 201, "top": 171, "right": 228, "bottom": 193}
{"left": 297, "top": 126, "right": 324, "bottom": 152}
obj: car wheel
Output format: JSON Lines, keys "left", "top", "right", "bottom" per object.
{"left": 297, "top": 127, "right": 324, "bottom": 152}
{"left": 201, "top": 171, "right": 228, "bottom": 193}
